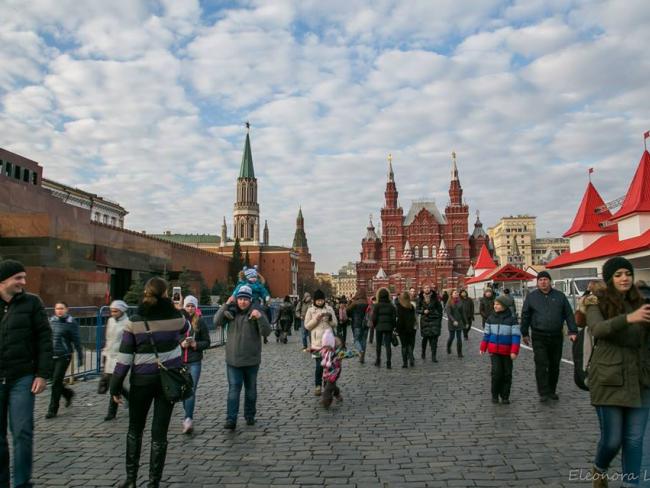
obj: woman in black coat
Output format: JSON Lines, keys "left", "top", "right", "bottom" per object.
{"left": 445, "top": 290, "right": 467, "bottom": 358}
{"left": 396, "top": 291, "right": 416, "bottom": 368}
{"left": 417, "top": 285, "right": 443, "bottom": 362}
{"left": 459, "top": 289, "right": 475, "bottom": 340}
{"left": 371, "top": 288, "right": 397, "bottom": 369}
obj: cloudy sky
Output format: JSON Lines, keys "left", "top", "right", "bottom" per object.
{"left": 1, "top": 0, "right": 648, "bottom": 272}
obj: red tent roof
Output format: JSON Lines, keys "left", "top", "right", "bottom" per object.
{"left": 547, "top": 228, "right": 650, "bottom": 268}
{"left": 563, "top": 181, "right": 616, "bottom": 237}
{"left": 474, "top": 243, "right": 497, "bottom": 270}
{"left": 613, "top": 150, "right": 650, "bottom": 220}
{"left": 465, "top": 263, "right": 535, "bottom": 285}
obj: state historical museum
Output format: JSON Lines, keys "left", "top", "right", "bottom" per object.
{"left": 356, "top": 154, "right": 490, "bottom": 296}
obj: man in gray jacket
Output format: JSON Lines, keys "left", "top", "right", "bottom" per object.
{"left": 521, "top": 271, "right": 577, "bottom": 403}
{"left": 214, "top": 285, "right": 271, "bottom": 430}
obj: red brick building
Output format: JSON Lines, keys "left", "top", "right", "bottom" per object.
{"left": 356, "top": 153, "right": 489, "bottom": 296}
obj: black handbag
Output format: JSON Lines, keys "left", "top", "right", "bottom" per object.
{"left": 391, "top": 331, "right": 399, "bottom": 347}
{"left": 143, "top": 320, "right": 194, "bottom": 403}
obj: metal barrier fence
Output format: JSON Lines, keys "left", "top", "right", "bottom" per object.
{"left": 44, "top": 305, "right": 225, "bottom": 380}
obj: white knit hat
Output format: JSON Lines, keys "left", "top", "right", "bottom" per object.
{"left": 110, "top": 300, "right": 129, "bottom": 312}
{"left": 183, "top": 295, "right": 198, "bottom": 308}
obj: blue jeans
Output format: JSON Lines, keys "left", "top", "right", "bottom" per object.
{"left": 595, "top": 405, "right": 650, "bottom": 486}
{"left": 353, "top": 326, "right": 368, "bottom": 353}
{"left": 0, "top": 374, "right": 35, "bottom": 488}
{"left": 182, "top": 361, "right": 202, "bottom": 420}
{"left": 226, "top": 365, "right": 259, "bottom": 423}
{"left": 301, "top": 321, "right": 310, "bottom": 348}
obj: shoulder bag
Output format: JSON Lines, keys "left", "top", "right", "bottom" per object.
{"left": 143, "top": 320, "right": 194, "bottom": 403}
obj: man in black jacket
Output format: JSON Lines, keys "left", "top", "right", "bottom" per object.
{"left": 521, "top": 271, "right": 577, "bottom": 403}
{"left": 0, "top": 259, "right": 53, "bottom": 488}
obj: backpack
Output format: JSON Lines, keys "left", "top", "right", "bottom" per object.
{"left": 572, "top": 326, "right": 594, "bottom": 391}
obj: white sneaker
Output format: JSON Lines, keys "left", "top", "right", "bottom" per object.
{"left": 182, "top": 417, "right": 193, "bottom": 434}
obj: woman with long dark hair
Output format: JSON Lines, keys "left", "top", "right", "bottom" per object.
{"left": 110, "top": 277, "right": 186, "bottom": 488}
{"left": 372, "top": 288, "right": 396, "bottom": 369}
{"left": 445, "top": 290, "right": 466, "bottom": 358}
{"left": 396, "top": 291, "right": 416, "bottom": 368}
{"left": 586, "top": 257, "right": 650, "bottom": 487}
{"left": 418, "top": 285, "right": 443, "bottom": 362}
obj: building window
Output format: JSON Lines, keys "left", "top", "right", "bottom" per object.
{"left": 94, "top": 212, "right": 100, "bottom": 221}
{"left": 414, "top": 246, "right": 419, "bottom": 258}
{"left": 31, "top": 172, "right": 38, "bottom": 185}
{"left": 431, "top": 246, "right": 437, "bottom": 258}
{"left": 422, "top": 245, "right": 429, "bottom": 258}
{"left": 110, "top": 216, "right": 116, "bottom": 226}
{"left": 389, "top": 246, "right": 396, "bottom": 260}
{"left": 22, "top": 169, "right": 30, "bottom": 182}
{"left": 455, "top": 244, "right": 463, "bottom": 257}
{"left": 13, "top": 164, "right": 21, "bottom": 180}
{"left": 102, "top": 214, "right": 108, "bottom": 224}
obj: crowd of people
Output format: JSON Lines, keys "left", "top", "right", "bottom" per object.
{"left": 1, "top": 255, "right": 650, "bottom": 488}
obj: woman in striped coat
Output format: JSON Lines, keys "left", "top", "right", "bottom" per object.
{"left": 479, "top": 295, "right": 521, "bottom": 404}
{"left": 110, "top": 277, "right": 187, "bottom": 488}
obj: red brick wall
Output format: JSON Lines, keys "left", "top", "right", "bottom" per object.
{"left": 1, "top": 176, "right": 229, "bottom": 305}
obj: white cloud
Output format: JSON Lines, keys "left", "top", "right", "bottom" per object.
{"left": 0, "top": 0, "right": 647, "bottom": 274}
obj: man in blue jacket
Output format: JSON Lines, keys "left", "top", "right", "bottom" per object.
{"left": 521, "top": 271, "right": 577, "bottom": 403}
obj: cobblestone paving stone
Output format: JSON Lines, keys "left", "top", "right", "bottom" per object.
{"left": 29, "top": 321, "right": 650, "bottom": 487}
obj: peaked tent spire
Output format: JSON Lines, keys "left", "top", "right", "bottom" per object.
{"left": 388, "top": 153, "right": 394, "bottom": 182}
{"left": 563, "top": 181, "right": 616, "bottom": 237}
{"left": 239, "top": 126, "right": 255, "bottom": 179}
{"left": 474, "top": 243, "right": 497, "bottom": 270}
{"left": 613, "top": 150, "right": 650, "bottom": 220}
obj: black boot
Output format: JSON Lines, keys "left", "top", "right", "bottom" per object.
{"left": 457, "top": 341, "right": 463, "bottom": 358}
{"left": 105, "top": 398, "right": 118, "bottom": 421}
{"left": 118, "top": 432, "right": 142, "bottom": 488}
{"left": 421, "top": 344, "right": 426, "bottom": 360}
{"left": 447, "top": 341, "right": 452, "bottom": 354}
{"left": 147, "top": 441, "right": 168, "bottom": 488}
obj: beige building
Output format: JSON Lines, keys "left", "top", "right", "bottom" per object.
{"left": 488, "top": 215, "right": 568, "bottom": 268}
{"left": 42, "top": 178, "right": 128, "bottom": 228}
{"left": 332, "top": 262, "right": 358, "bottom": 298}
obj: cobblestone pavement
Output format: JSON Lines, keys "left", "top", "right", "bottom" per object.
{"left": 30, "top": 322, "right": 649, "bottom": 487}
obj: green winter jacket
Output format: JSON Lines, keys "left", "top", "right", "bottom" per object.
{"left": 586, "top": 300, "right": 650, "bottom": 407}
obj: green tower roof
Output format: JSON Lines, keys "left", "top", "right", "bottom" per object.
{"left": 239, "top": 132, "right": 255, "bottom": 178}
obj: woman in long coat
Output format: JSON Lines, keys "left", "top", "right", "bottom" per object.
{"left": 417, "top": 285, "right": 443, "bottom": 362}
{"left": 445, "top": 290, "right": 466, "bottom": 358}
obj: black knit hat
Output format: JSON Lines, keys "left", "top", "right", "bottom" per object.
{"left": 537, "top": 271, "right": 552, "bottom": 281}
{"left": 313, "top": 289, "right": 325, "bottom": 301}
{"left": 0, "top": 259, "right": 25, "bottom": 283}
{"left": 602, "top": 256, "right": 634, "bottom": 283}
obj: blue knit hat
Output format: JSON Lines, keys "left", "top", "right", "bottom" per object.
{"left": 236, "top": 285, "right": 253, "bottom": 300}
{"left": 244, "top": 266, "right": 258, "bottom": 280}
